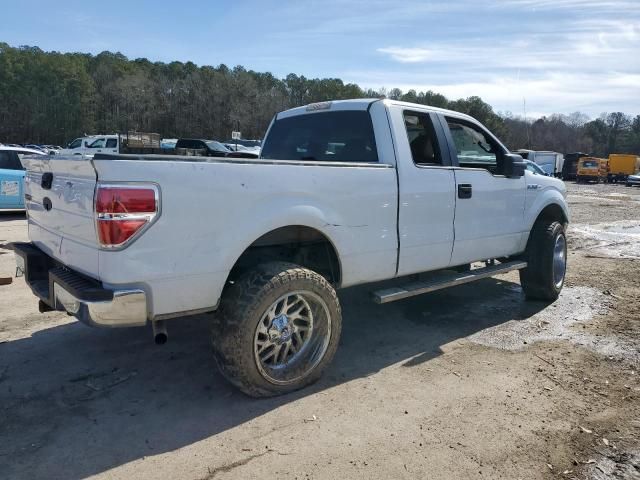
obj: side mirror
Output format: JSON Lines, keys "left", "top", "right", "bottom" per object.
{"left": 503, "top": 153, "right": 526, "bottom": 178}
{"left": 84, "top": 141, "right": 89, "bottom": 147}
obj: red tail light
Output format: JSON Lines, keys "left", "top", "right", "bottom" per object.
{"left": 95, "top": 184, "right": 159, "bottom": 248}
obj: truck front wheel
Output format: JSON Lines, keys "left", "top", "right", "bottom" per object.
{"left": 519, "top": 221, "right": 567, "bottom": 301}
{"left": 212, "top": 262, "right": 342, "bottom": 397}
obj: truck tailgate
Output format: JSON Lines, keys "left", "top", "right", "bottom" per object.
{"left": 21, "top": 155, "right": 100, "bottom": 278}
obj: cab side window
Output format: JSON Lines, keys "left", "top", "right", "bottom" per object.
{"left": 105, "top": 138, "right": 117, "bottom": 148}
{"left": 446, "top": 118, "right": 501, "bottom": 173}
{"left": 89, "top": 138, "right": 106, "bottom": 148}
{"left": 403, "top": 111, "right": 441, "bottom": 166}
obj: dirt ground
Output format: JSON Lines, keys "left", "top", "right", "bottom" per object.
{"left": 1, "top": 182, "right": 639, "bottom": 480}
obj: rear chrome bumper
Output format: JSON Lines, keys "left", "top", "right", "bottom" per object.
{"left": 13, "top": 242, "right": 147, "bottom": 327}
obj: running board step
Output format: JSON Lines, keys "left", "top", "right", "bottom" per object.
{"left": 372, "top": 260, "right": 528, "bottom": 304}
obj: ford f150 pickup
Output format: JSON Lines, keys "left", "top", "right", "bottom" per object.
{"left": 13, "top": 99, "right": 569, "bottom": 397}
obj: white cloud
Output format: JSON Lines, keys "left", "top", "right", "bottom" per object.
{"left": 371, "top": 0, "right": 640, "bottom": 116}
{"left": 345, "top": 69, "right": 640, "bottom": 117}
{"left": 376, "top": 47, "right": 435, "bottom": 63}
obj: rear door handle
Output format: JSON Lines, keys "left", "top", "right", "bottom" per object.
{"left": 458, "top": 184, "right": 472, "bottom": 199}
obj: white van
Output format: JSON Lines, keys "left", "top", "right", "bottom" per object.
{"left": 516, "top": 150, "right": 564, "bottom": 177}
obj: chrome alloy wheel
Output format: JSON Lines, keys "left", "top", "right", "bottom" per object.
{"left": 253, "top": 291, "right": 331, "bottom": 385}
{"left": 553, "top": 233, "right": 567, "bottom": 288}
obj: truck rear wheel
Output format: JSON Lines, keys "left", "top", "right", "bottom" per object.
{"left": 519, "top": 221, "right": 567, "bottom": 301}
{"left": 212, "top": 262, "right": 342, "bottom": 397}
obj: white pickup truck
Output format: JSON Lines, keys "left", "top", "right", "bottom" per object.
{"left": 13, "top": 99, "right": 569, "bottom": 397}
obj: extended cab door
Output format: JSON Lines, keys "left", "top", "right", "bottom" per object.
{"left": 105, "top": 137, "right": 118, "bottom": 154}
{"left": 86, "top": 137, "right": 117, "bottom": 154}
{"left": 440, "top": 115, "right": 526, "bottom": 265}
{"left": 388, "top": 105, "right": 456, "bottom": 276}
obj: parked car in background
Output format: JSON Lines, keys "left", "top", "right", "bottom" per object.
{"left": 607, "top": 154, "right": 640, "bottom": 183}
{"left": 223, "top": 143, "right": 248, "bottom": 152}
{"left": 223, "top": 138, "right": 261, "bottom": 148}
{"left": 223, "top": 143, "right": 260, "bottom": 158}
{"left": 60, "top": 135, "right": 103, "bottom": 155}
{"left": 626, "top": 173, "right": 640, "bottom": 187}
{"left": 175, "top": 138, "right": 231, "bottom": 157}
{"left": 61, "top": 133, "right": 163, "bottom": 156}
{"left": 516, "top": 150, "right": 563, "bottom": 177}
{"left": 161, "top": 138, "right": 178, "bottom": 149}
{"left": 0, "top": 146, "right": 46, "bottom": 210}
{"left": 23, "top": 144, "right": 47, "bottom": 153}
{"left": 223, "top": 138, "right": 261, "bottom": 154}
{"left": 577, "top": 157, "right": 608, "bottom": 183}
{"left": 524, "top": 160, "right": 548, "bottom": 176}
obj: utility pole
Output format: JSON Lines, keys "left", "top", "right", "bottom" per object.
{"left": 524, "top": 97, "right": 532, "bottom": 149}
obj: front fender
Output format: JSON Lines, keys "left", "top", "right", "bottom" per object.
{"left": 525, "top": 188, "right": 569, "bottom": 232}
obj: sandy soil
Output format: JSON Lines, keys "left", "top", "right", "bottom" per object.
{"left": 0, "top": 183, "right": 639, "bottom": 480}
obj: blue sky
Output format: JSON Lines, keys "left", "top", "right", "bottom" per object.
{"left": 2, "top": 0, "right": 639, "bottom": 117}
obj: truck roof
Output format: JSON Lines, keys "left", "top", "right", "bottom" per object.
{"left": 276, "top": 98, "right": 477, "bottom": 123}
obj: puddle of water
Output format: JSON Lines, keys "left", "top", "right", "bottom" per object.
{"left": 469, "top": 287, "right": 638, "bottom": 361}
{"left": 571, "top": 221, "right": 640, "bottom": 258}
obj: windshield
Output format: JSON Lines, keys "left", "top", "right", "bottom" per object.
{"left": 68, "top": 138, "right": 82, "bottom": 149}
{"left": 206, "top": 141, "right": 230, "bottom": 152}
{"left": 582, "top": 160, "right": 598, "bottom": 168}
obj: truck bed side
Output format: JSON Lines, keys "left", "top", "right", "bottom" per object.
{"left": 92, "top": 156, "right": 398, "bottom": 317}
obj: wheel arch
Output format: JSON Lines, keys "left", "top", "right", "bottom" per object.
{"left": 523, "top": 198, "right": 569, "bottom": 252}
{"left": 224, "top": 224, "right": 343, "bottom": 289}
{"left": 533, "top": 202, "right": 568, "bottom": 229}
{"left": 526, "top": 187, "right": 569, "bottom": 231}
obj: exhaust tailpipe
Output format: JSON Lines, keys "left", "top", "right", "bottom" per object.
{"left": 152, "top": 320, "right": 168, "bottom": 345}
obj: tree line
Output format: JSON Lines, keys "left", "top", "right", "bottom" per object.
{"left": 1, "top": 43, "right": 639, "bottom": 156}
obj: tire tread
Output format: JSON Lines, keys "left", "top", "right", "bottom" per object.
{"left": 520, "top": 220, "right": 565, "bottom": 301}
{"left": 212, "top": 262, "right": 341, "bottom": 397}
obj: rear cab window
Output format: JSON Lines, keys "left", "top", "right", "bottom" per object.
{"left": 261, "top": 110, "right": 378, "bottom": 163}
{"left": 403, "top": 111, "right": 442, "bottom": 166}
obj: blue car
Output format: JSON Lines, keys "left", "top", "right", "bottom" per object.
{"left": 0, "top": 146, "right": 46, "bottom": 210}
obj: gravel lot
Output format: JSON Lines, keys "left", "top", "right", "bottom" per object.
{"left": 1, "top": 182, "right": 639, "bottom": 480}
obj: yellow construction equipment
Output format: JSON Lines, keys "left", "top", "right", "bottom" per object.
{"left": 607, "top": 154, "right": 640, "bottom": 183}
{"left": 577, "top": 157, "right": 608, "bottom": 183}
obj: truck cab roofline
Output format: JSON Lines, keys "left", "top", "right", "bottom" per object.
{"left": 276, "top": 98, "right": 478, "bottom": 125}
